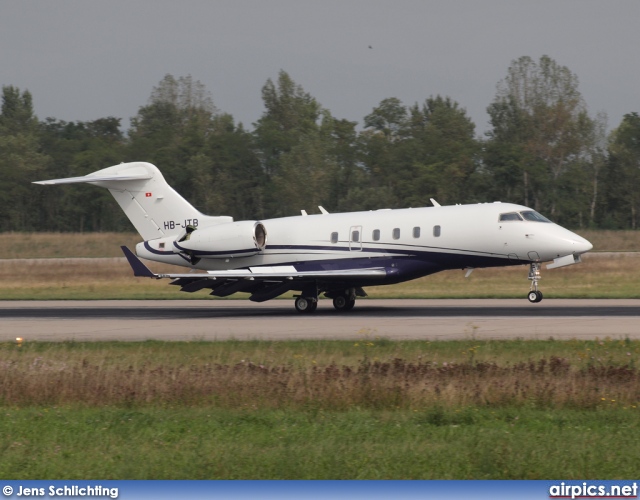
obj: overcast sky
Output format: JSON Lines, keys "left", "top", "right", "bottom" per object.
{"left": 1, "top": 0, "right": 638, "bottom": 134}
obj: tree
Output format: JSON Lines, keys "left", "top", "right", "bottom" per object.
{"left": 127, "top": 74, "right": 218, "bottom": 197}
{"left": 253, "top": 71, "right": 342, "bottom": 216}
{"left": 253, "top": 70, "right": 322, "bottom": 178}
{"left": 605, "top": 113, "right": 640, "bottom": 228}
{"left": 485, "top": 55, "right": 596, "bottom": 223}
{"left": 405, "top": 96, "right": 479, "bottom": 205}
{"left": 363, "top": 97, "right": 408, "bottom": 141}
{"left": 360, "top": 96, "right": 479, "bottom": 208}
{"left": 0, "top": 86, "right": 49, "bottom": 231}
{"left": 36, "top": 117, "right": 127, "bottom": 231}
{"left": 0, "top": 86, "right": 38, "bottom": 135}
{"left": 199, "top": 114, "right": 266, "bottom": 219}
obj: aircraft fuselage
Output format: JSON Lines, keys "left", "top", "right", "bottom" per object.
{"left": 137, "top": 202, "right": 592, "bottom": 288}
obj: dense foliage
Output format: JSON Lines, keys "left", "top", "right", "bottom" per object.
{"left": 1, "top": 56, "right": 638, "bottom": 232}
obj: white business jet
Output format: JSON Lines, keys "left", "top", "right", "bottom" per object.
{"left": 35, "top": 162, "right": 592, "bottom": 312}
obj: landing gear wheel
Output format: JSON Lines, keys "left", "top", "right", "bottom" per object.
{"left": 295, "top": 296, "right": 317, "bottom": 313}
{"left": 527, "top": 263, "right": 543, "bottom": 303}
{"left": 333, "top": 295, "right": 356, "bottom": 311}
{"left": 527, "top": 290, "right": 543, "bottom": 303}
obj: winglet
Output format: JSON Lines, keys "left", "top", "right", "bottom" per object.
{"left": 121, "top": 246, "right": 156, "bottom": 278}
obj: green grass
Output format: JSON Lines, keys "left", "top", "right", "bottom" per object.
{"left": 1, "top": 339, "right": 639, "bottom": 479}
{"left": 2, "top": 406, "right": 638, "bottom": 479}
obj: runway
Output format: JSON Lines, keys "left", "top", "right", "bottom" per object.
{"left": 1, "top": 299, "right": 639, "bottom": 341}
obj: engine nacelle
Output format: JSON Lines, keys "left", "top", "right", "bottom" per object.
{"left": 173, "top": 221, "right": 267, "bottom": 259}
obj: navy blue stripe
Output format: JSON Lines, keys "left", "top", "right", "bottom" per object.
{"left": 265, "top": 243, "right": 509, "bottom": 259}
{"left": 143, "top": 241, "right": 192, "bottom": 264}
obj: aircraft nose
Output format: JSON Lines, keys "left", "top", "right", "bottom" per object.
{"left": 572, "top": 236, "right": 593, "bottom": 254}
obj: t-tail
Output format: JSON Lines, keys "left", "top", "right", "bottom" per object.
{"left": 34, "top": 162, "right": 232, "bottom": 240}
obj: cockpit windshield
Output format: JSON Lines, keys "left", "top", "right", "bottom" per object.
{"left": 520, "top": 211, "right": 551, "bottom": 223}
{"left": 499, "top": 211, "right": 552, "bottom": 223}
{"left": 499, "top": 212, "right": 523, "bottom": 222}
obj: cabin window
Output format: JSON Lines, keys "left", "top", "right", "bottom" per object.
{"left": 330, "top": 232, "right": 338, "bottom": 244}
{"left": 499, "top": 212, "right": 523, "bottom": 222}
{"left": 520, "top": 210, "right": 551, "bottom": 223}
{"left": 413, "top": 226, "right": 421, "bottom": 238}
{"left": 433, "top": 225, "right": 441, "bottom": 237}
{"left": 372, "top": 229, "right": 380, "bottom": 241}
{"left": 351, "top": 230, "right": 360, "bottom": 243}
{"left": 393, "top": 228, "right": 400, "bottom": 240}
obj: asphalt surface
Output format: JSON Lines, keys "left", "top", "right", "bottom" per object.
{"left": 2, "top": 299, "right": 640, "bottom": 341}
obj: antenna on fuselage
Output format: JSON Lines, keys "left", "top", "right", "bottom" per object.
{"left": 430, "top": 198, "right": 441, "bottom": 207}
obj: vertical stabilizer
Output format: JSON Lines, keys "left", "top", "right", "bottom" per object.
{"left": 34, "top": 162, "right": 232, "bottom": 240}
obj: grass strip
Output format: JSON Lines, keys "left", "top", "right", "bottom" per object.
{"left": 2, "top": 406, "right": 638, "bottom": 479}
{"left": 1, "top": 252, "right": 639, "bottom": 300}
{"left": 1, "top": 339, "right": 639, "bottom": 479}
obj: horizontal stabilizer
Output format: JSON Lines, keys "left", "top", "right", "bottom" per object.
{"left": 35, "top": 161, "right": 232, "bottom": 240}
{"left": 34, "top": 172, "right": 152, "bottom": 186}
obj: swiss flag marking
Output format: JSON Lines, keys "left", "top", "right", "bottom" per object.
{"left": 145, "top": 192, "right": 152, "bottom": 197}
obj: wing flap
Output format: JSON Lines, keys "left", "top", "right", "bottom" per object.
{"left": 158, "top": 268, "right": 389, "bottom": 280}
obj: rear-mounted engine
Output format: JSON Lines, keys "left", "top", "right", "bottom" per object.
{"left": 173, "top": 221, "right": 267, "bottom": 259}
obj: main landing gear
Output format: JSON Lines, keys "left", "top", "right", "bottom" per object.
{"left": 527, "top": 263, "right": 543, "bottom": 303}
{"left": 294, "top": 287, "right": 362, "bottom": 313}
{"left": 294, "top": 296, "right": 318, "bottom": 313}
{"left": 332, "top": 294, "right": 355, "bottom": 312}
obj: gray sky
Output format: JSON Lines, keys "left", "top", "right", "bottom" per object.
{"left": 1, "top": 0, "right": 638, "bottom": 134}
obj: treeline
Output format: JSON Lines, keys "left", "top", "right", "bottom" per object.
{"left": 1, "top": 55, "right": 639, "bottom": 233}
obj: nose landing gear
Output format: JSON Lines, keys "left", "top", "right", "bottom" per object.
{"left": 527, "top": 263, "right": 543, "bottom": 303}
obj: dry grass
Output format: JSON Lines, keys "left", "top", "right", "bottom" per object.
{"left": 0, "top": 257, "right": 185, "bottom": 299}
{"left": 579, "top": 230, "right": 640, "bottom": 252}
{"left": 0, "top": 232, "right": 141, "bottom": 259}
{"left": 1, "top": 345, "right": 638, "bottom": 410}
{"left": 370, "top": 252, "right": 640, "bottom": 298}
{"left": 0, "top": 252, "right": 638, "bottom": 299}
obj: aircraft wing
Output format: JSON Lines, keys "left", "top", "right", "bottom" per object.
{"left": 121, "top": 246, "right": 391, "bottom": 302}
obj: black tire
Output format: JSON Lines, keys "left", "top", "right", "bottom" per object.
{"left": 333, "top": 295, "right": 356, "bottom": 311}
{"left": 333, "top": 295, "right": 347, "bottom": 310}
{"left": 535, "top": 291, "right": 543, "bottom": 303}
{"left": 295, "top": 296, "right": 317, "bottom": 313}
{"left": 528, "top": 291, "right": 539, "bottom": 303}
